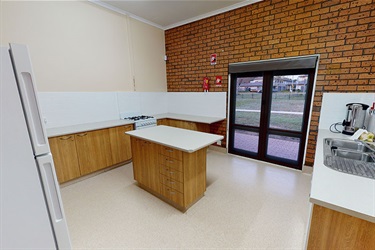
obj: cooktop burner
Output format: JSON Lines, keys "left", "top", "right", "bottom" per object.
{"left": 125, "top": 115, "right": 154, "bottom": 121}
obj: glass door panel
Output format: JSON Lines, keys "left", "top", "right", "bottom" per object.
{"left": 269, "top": 74, "right": 308, "bottom": 132}
{"left": 266, "top": 134, "right": 300, "bottom": 162}
{"left": 234, "top": 76, "right": 263, "bottom": 127}
{"left": 233, "top": 130, "right": 259, "bottom": 154}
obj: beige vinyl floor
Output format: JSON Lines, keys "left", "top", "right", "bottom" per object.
{"left": 61, "top": 150, "right": 312, "bottom": 249}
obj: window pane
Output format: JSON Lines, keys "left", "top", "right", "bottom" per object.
{"left": 269, "top": 75, "right": 308, "bottom": 131}
{"left": 235, "top": 76, "right": 263, "bottom": 127}
{"left": 234, "top": 129, "right": 259, "bottom": 154}
{"left": 266, "top": 134, "right": 300, "bottom": 161}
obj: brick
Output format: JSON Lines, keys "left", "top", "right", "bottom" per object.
{"left": 165, "top": 0, "right": 375, "bottom": 168}
{"left": 357, "top": 85, "right": 375, "bottom": 91}
{"left": 333, "top": 45, "right": 354, "bottom": 51}
{"left": 337, "top": 85, "right": 358, "bottom": 91}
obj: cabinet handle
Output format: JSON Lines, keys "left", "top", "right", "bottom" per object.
{"left": 166, "top": 188, "right": 175, "bottom": 194}
{"left": 77, "top": 132, "right": 87, "bottom": 137}
{"left": 166, "top": 148, "right": 173, "bottom": 152}
{"left": 167, "top": 159, "right": 174, "bottom": 163}
{"left": 169, "top": 171, "right": 175, "bottom": 174}
{"left": 166, "top": 178, "right": 175, "bottom": 184}
{"left": 59, "top": 135, "right": 72, "bottom": 140}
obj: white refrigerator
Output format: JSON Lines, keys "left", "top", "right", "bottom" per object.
{"left": 0, "top": 44, "right": 71, "bottom": 249}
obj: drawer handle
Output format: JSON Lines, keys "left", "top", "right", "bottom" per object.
{"left": 169, "top": 171, "right": 175, "bottom": 174}
{"left": 77, "top": 132, "right": 87, "bottom": 137}
{"left": 59, "top": 135, "right": 72, "bottom": 140}
{"left": 166, "top": 148, "right": 174, "bottom": 152}
{"left": 167, "top": 159, "right": 174, "bottom": 163}
{"left": 166, "top": 179, "right": 175, "bottom": 184}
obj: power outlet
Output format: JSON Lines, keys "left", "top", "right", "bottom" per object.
{"left": 216, "top": 140, "right": 222, "bottom": 146}
{"left": 43, "top": 117, "right": 48, "bottom": 124}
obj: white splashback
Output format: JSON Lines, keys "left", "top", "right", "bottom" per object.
{"left": 319, "top": 93, "right": 375, "bottom": 130}
{"left": 39, "top": 91, "right": 227, "bottom": 128}
{"left": 38, "top": 92, "right": 119, "bottom": 128}
{"left": 167, "top": 92, "right": 226, "bottom": 118}
{"left": 117, "top": 92, "right": 141, "bottom": 117}
{"left": 140, "top": 92, "right": 168, "bottom": 115}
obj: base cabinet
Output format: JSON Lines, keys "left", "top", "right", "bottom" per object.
{"left": 108, "top": 125, "right": 133, "bottom": 164}
{"left": 75, "top": 129, "right": 113, "bottom": 176}
{"left": 157, "top": 118, "right": 210, "bottom": 133}
{"left": 49, "top": 125, "right": 133, "bottom": 183}
{"left": 131, "top": 137, "right": 207, "bottom": 211}
{"left": 307, "top": 204, "right": 375, "bottom": 250}
{"left": 49, "top": 135, "right": 81, "bottom": 183}
{"left": 131, "top": 138, "right": 159, "bottom": 193}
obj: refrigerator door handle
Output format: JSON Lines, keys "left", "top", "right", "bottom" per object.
{"left": 9, "top": 43, "right": 50, "bottom": 156}
{"left": 37, "top": 154, "right": 72, "bottom": 249}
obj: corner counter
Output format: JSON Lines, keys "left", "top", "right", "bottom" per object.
{"left": 310, "top": 129, "right": 375, "bottom": 222}
{"left": 307, "top": 129, "right": 375, "bottom": 250}
{"left": 153, "top": 113, "right": 225, "bottom": 124}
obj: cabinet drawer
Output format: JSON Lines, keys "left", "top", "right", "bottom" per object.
{"left": 159, "top": 146, "right": 182, "bottom": 160}
{"left": 160, "top": 184, "right": 183, "bottom": 205}
{"left": 159, "top": 155, "right": 183, "bottom": 172}
{"left": 159, "top": 174, "right": 183, "bottom": 193}
{"left": 159, "top": 165, "right": 183, "bottom": 182}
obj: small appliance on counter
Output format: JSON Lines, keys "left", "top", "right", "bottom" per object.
{"left": 342, "top": 103, "right": 369, "bottom": 135}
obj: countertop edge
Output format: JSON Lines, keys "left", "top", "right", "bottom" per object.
{"left": 126, "top": 126, "right": 224, "bottom": 153}
{"left": 127, "top": 133, "right": 222, "bottom": 153}
{"left": 310, "top": 197, "right": 375, "bottom": 223}
{"left": 153, "top": 113, "right": 226, "bottom": 124}
{"left": 47, "top": 120, "right": 134, "bottom": 137}
{"left": 47, "top": 113, "right": 226, "bottom": 137}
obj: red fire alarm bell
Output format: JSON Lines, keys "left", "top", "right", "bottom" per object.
{"left": 203, "top": 77, "right": 209, "bottom": 92}
{"left": 215, "top": 76, "right": 222, "bottom": 85}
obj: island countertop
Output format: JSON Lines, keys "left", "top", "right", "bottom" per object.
{"left": 310, "top": 129, "right": 375, "bottom": 223}
{"left": 125, "top": 125, "right": 224, "bottom": 153}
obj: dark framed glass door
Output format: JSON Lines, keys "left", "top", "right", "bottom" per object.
{"left": 228, "top": 69, "right": 315, "bottom": 170}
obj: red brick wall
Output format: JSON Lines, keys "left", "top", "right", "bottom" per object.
{"left": 165, "top": 0, "right": 375, "bottom": 166}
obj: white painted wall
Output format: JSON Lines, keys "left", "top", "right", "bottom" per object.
{"left": 129, "top": 19, "right": 167, "bottom": 92}
{"left": 0, "top": 1, "right": 167, "bottom": 92}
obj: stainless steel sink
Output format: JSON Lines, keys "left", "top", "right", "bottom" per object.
{"left": 323, "top": 138, "right": 375, "bottom": 179}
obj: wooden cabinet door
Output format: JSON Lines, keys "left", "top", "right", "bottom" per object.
{"left": 109, "top": 125, "right": 133, "bottom": 164}
{"left": 157, "top": 118, "right": 169, "bottom": 126}
{"left": 75, "top": 129, "right": 113, "bottom": 175}
{"left": 167, "top": 119, "right": 209, "bottom": 132}
{"left": 131, "top": 137, "right": 143, "bottom": 182}
{"left": 146, "top": 141, "right": 160, "bottom": 192}
{"left": 49, "top": 135, "right": 81, "bottom": 183}
{"left": 131, "top": 138, "right": 159, "bottom": 192}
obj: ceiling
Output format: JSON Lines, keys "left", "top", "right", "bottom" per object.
{"left": 89, "top": 0, "right": 262, "bottom": 30}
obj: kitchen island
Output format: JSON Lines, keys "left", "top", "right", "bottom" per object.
{"left": 126, "top": 125, "right": 223, "bottom": 211}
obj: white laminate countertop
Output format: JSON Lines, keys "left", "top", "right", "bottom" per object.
{"left": 47, "top": 120, "right": 134, "bottom": 137}
{"left": 126, "top": 125, "right": 224, "bottom": 153}
{"left": 310, "top": 129, "right": 375, "bottom": 223}
{"left": 153, "top": 113, "right": 225, "bottom": 124}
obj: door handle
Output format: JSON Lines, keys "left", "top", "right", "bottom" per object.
{"left": 59, "top": 135, "right": 72, "bottom": 140}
